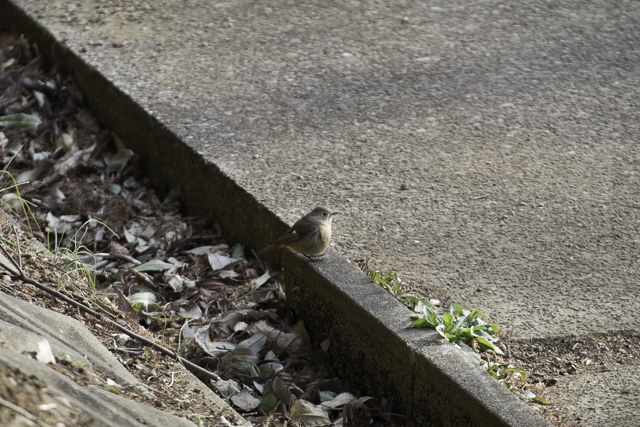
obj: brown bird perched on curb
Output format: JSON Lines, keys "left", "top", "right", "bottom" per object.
{"left": 260, "top": 206, "right": 339, "bottom": 258}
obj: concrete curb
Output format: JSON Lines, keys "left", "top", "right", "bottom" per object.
{"left": 284, "top": 252, "right": 549, "bottom": 426}
{"left": 0, "top": 1, "right": 550, "bottom": 425}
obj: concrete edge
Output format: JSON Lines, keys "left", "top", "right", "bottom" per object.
{"left": 284, "top": 251, "right": 550, "bottom": 427}
{"left": 0, "top": 2, "right": 549, "bottom": 425}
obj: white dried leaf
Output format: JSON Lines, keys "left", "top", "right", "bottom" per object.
{"left": 208, "top": 253, "right": 236, "bottom": 271}
{"left": 290, "top": 400, "right": 331, "bottom": 426}
{"left": 36, "top": 339, "right": 56, "bottom": 364}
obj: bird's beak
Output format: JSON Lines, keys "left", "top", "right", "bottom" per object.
{"left": 331, "top": 211, "right": 339, "bottom": 216}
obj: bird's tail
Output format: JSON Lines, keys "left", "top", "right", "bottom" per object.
{"left": 258, "top": 243, "right": 280, "bottom": 255}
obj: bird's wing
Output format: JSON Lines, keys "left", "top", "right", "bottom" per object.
{"left": 276, "top": 227, "right": 306, "bottom": 245}
{"left": 260, "top": 225, "right": 313, "bottom": 254}
{"left": 259, "top": 216, "right": 320, "bottom": 254}
{"left": 291, "top": 219, "right": 319, "bottom": 239}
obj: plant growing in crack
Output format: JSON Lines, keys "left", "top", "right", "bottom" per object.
{"left": 367, "top": 268, "right": 502, "bottom": 362}
{"left": 366, "top": 267, "right": 547, "bottom": 404}
{"left": 408, "top": 301, "right": 502, "bottom": 364}
{"left": 46, "top": 220, "right": 118, "bottom": 292}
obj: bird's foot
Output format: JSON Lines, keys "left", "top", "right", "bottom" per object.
{"left": 304, "top": 253, "right": 326, "bottom": 262}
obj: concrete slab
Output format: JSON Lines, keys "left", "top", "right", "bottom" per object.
{"left": 0, "top": 286, "right": 139, "bottom": 387}
{"left": 2, "top": 0, "right": 639, "bottom": 424}
{"left": 0, "top": 292, "right": 246, "bottom": 426}
{"left": 0, "top": 346, "right": 197, "bottom": 427}
{"left": 5, "top": 0, "right": 637, "bottom": 339}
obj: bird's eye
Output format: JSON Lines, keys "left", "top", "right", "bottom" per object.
{"left": 322, "top": 212, "right": 327, "bottom": 217}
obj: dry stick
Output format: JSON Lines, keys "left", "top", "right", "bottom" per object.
{"left": 0, "top": 395, "right": 42, "bottom": 425}
{"left": 0, "top": 281, "right": 17, "bottom": 295}
{"left": 110, "top": 253, "right": 142, "bottom": 265}
{"left": 251, "top": 249, "right": 265, "bottom": 273}
{"left": 12, "top": 225, "right": 22, "bottom": 272}
{"left": 0, "top": 247, "right": 20, "bottom": 276}
{"left": 0, "top": 242, "right": 221, "bottom": 382}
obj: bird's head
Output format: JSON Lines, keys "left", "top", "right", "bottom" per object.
{"left": 311, "top": 206, "right": 339, "bottom": 224}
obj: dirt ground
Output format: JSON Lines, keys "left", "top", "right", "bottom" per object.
{"left": 500, "top": 332, "right": 640, "bottom": 426}
{"left": 0, "top": 228, "right": 227, "bottom": 426}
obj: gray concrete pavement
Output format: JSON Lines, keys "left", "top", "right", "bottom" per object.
{"left": 3, "top": 0, "right": 639, "bottom": 424}
{"left": 21, "top": 0, "right": 639, "bottom": 338}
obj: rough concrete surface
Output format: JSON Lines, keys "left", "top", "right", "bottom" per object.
{"left": 0, "top": 286, "right": 140, "bottom": 386}
{"left": 0, "top": 347, "right": 196, "bottom": 426}
{"left": 7, "top": 0, "right": 637, "bottom": 337}
{"left": 0, "top": 293, "right": 200, "bottom": 426}
{"left": 1, "top": 0, "right": 639, "bottom": 425}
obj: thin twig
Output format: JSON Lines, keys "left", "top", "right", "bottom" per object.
{"left": 0, "top": 259, "right": 18, "bottom": 277}
{"left": 0, "top": 395, "right": 41, "bottom": 425}
{"left": 252, "top": 249, "right": 265, "bottom": 272}
{"left": 0, "top": 240, "right": 22, "bottom": 274}
{"left": 0, "top": 242, "right": 221, "bottom": 382}
{"left": 21, "top": 171, "right": 63, "bottom": 194}
{"left": 108, "top": 348, "right": 145, "bottom": 356}
{"left": 12, "top": 225, "right": 22, "bottom": 272}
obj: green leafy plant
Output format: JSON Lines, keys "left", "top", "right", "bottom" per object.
{"left": 368, "top": 269, "right": 408, "bottom": 299}
{"left": 367, "top": 268, "right": 502, "bottom": 364}
{"left": 367, "top": 268, "right": 435, "bottom": 311}
{"left": 408, "top": 301, "right": 503, "bottom": 363}
{"left": 0, "top": 113, "right": 42, "bottom": 129}
{"left": 366, "top": 268, "right": 546, "bottom": 404}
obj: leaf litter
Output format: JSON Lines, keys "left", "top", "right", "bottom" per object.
{"left": 0, "top": 34, "right": 406, "bottom": 426}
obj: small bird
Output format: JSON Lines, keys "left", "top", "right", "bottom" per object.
{"left": 260, "top": 206, "right": 339, "bottom": 257}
